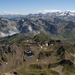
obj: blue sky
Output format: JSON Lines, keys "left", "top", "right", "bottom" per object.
{"left": 0, "top": 0, "right": 75, "bottom": 14}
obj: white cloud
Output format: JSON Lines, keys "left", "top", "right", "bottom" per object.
{"left": 9, "top": 26, "right": 19, "bottom": 35}
{"left": 33, "top": 10, "right": 62, "bottom": 14}
{"left": 66, "top": 10, "right": 75, "bottom": 12}
{"left": 44, "top": 10, "right": 62, "bottom": 13}
{"left": 0, "top": 32, "right": 8, "bottom": 37}
{"left": 3, "top": 11, "right": 25, "bottom": 15}
{"left": 0, "top": 26, "right": 19, "bottom": 37}
{"left": 33, "top": 10, "right": 43, "bottom": 13}
{"left": 1, "top": 10, "right": 75, "bottom": 15}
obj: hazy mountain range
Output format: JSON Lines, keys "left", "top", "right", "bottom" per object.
{"left": 0, "top": 11, "right": 75, "bottom": 44}
{"left": 1, "top": 10, "right": 75, "bottom": 18}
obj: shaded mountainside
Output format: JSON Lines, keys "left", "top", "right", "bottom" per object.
{"left": 0, "top": 34, "right": 75, "bottom": 75}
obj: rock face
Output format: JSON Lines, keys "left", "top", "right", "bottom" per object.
{"left": 0, "top": 34, "right": 75, "bottom": 75}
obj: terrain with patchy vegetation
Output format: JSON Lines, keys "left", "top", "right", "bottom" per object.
{"left": 0, "top": 34, "right": 75, "bottom": 75}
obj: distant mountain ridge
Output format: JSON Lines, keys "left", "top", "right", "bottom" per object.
{"left": 0, "top": 11, "right": 75, "bottom": 44}
{"left": 0, "top": 10, "right": 75, "bottom": 18}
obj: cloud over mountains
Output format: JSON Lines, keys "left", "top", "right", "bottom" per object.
{"left": 33, "top": 10, "right": 62, "bottom": 14}
{"left": 1, "top": 10, "right": 75, "bottom": 15}
{"left": 0, "top": 11, "right": 25, "bottom": 15}
{"left": 0, "top": 26, "right": 19, "bottom": 37}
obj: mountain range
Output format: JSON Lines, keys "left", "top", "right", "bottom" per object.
{"left": 0, "top": 11, "right": 75, "bottom": 75}
{"left": 1, "top": 10, "right": 75, "bottom": 18}
{"left": 0, "top": 11, "right": 75, "bottom": 44}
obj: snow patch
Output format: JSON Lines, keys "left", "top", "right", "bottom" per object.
{"left": 41, "top": 46, "right": 43, "bottom": 48}
{"left": 46, "top": 43, "right": 48, "bottom": 46}
{"left": 22, "top": 19, "right": 24, "bottom": 22}
{"left": 28, "top": 26, "right": 32, "bottom": 31}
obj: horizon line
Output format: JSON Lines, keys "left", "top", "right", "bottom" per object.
{"left": 0, "top": 10, "right": 75, "bottom": 15}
